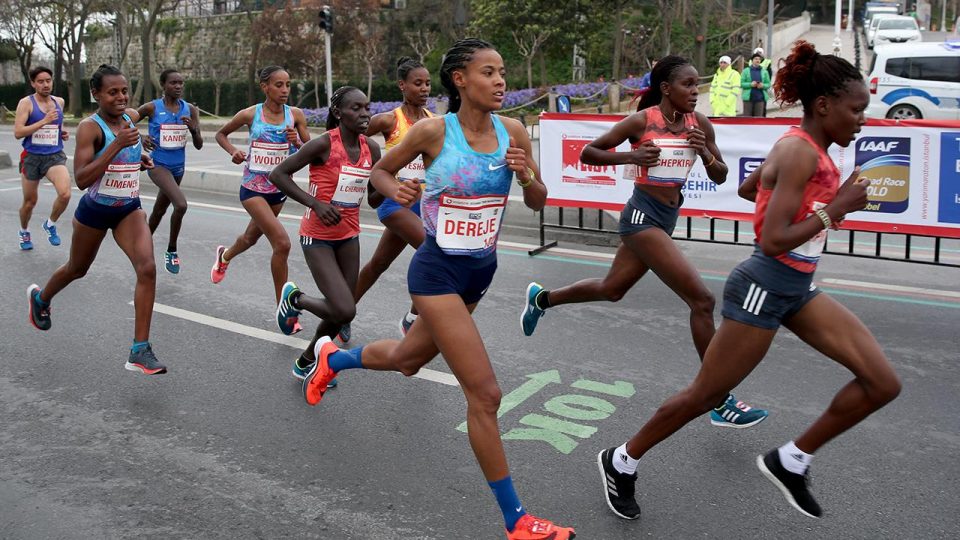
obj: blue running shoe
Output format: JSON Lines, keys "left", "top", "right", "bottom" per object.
{"left": 164, "top": 251, "right": 181, "bottom": 274}
{"left": 125, "top": 344, "right": 167, "bottom": 375}
{"left": 19, "top": 230, "right": 33, "bottom": 250}
{"left": 710, "top": 394, "right": 768, "bottom": 429}
{"left": 276, "top": 281, "right": 301, "bottom": 335}
{"left": 42, "top": 222, "right": 61, "bottom": 246}
{"left": 292, "top": 354, "right": 338, "bottom": 387}
{"left": 398, "top": 312, "right": 416, "bottom": 336}
{"left": 27, "top": 284, "right": 51, "bottom": 331}
{"left": 521, "top": 282, "right": 546, "bottom": 336}
{"left": 337, "top": 322, "right": 351, "bottom": 344}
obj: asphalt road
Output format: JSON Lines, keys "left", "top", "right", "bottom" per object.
{"left": 1, "top": 174, "right": 958, "bottom": 539}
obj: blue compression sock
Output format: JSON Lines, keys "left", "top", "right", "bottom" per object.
{"left": 488, "top": 476, "right": 526, "bottom": 531}
{"left": 131, "top": 340, "right": 149, "bottom": 353}
{"left": 329, "top": 346, "right": 364, "bottom": 373}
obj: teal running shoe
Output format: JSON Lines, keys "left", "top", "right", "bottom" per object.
{"left": 164, "top": 251, "right": 181, "bottom": 274}
{"left": 276, "top": 282, "right": 301, "bottom": 335}
{"left": 710, "top": 394, "right": 768, "bottom": 429}
{"left": 19, "top": 230, "right": 33, "bottom": 250}
{"left": 520, "top": 282, "right": 546, "bottom": 336}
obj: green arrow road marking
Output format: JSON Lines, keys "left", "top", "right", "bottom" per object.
{"left": 571, "top": 379, "right": 636, "bottom": 398}
{"left": 457, "top": 370, "right": 561, "bottom": 432}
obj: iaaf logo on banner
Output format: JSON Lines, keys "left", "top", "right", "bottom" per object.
{"left": 561, "top": 135, "right": 617, "bottom": 186}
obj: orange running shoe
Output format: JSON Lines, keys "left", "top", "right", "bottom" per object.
{"left": 506, "top": 514, "right": 575, "bottom": 540}
{"left": 303, "top": 336, "right": 338, "bottom": 406}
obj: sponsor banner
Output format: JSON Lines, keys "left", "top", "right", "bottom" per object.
{"left": 540, "top": 114, "right": 960, "bottom": 238}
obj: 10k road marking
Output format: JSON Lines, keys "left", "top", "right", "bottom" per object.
{"left": 147, "top": 301, "right": 460, "bottom": 387}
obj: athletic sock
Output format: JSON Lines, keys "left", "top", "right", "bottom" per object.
{"left": 20, "top": 228, "right": 29, "bottom": 234}
{"left": 33, "top": 289, "right": 48, "bottom": 307}
{"left": 131, "top": 340, "right": 150, "bottom": 353}
{"left": 220, "top": 249, "right": 229, "bottom": 264}
{"left": 295, "top": 354, "right": 312, "bottom": 369}
{"left": 404, "top": 311, "right": 418, "bottom": 323}
{"left": 44, "top": 218, "right": 55, "bottom": 228}
{"left": 534, "top": 289, "right": 551, "bottom": 310}
{"left": 612, "top": 443, "right": 639, "bottom": 475}
{"left": 290, "top": 291, "right": 303, "bottom": 310}
{"left": 778, "top": 441, "right": 813, "bottom": 475}
{"left": 488, "top": 475, "right": 525, "bottom": 531}
{"left": 328, "top": 346, "right": 364, "bottom": 373}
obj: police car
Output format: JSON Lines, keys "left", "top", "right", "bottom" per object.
{"left": 866, "top": 41, "right": 960, "bottom": 120}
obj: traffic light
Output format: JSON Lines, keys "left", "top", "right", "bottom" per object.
{"left": 319, "top": 5, "right": 334, "bottom": 34}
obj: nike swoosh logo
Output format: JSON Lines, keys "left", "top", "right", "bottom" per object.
{"left": 488, "top": 162, "right": 507, "bottom": 170}
{"left": 515, "top": 506, "right": 523, "bottom": 512}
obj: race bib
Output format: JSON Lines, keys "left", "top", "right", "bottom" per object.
{"left": 98, "top": 162, "right": 141, "bottom": 198}
{"left": 790, "top": 201, "right": 829, "bottom": 262}
{"left": 32, "top": 125, "right": 60, "bottom": 146}
{"left": 436, "top": 194, "right": 507, "bottom": 253}
{"left": 397, "top": 156, "right": 426, "bottom": 183}
{"left": 330, "top": 165, "right": 370, "bottom": 208}
{"left": 159, "top": 123, "right": 188, "bottom": 149}
{"left": 644, "top": 138, "right": 696, "bottom": 184}
{"left": 248, "top": 140, "right": 289, "bottom": 174}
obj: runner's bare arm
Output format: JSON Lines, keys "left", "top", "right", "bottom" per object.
{"left": 366, "top": 111, "right": 395, "bottom": 139}
{"left": 738, "top": 163, "right": 762, "bottom": 202}
{"left": 13, "top": 97, "right": 53, "bottom": 139}
{"left": 581, "top": 112, "right": 652, "bottom": 166}
{"left": 366, "top": 141, "right": 385, "bottom": 209}
{"left": 760, "top": 140, "right": 832, "bottom": 256}
{"left": 134, "top": 101, "right": 155, "bottom": 124}
{"left": 188, "top": 104, "right": 203, "bottom": 149}
{"left": 291, "top": 107, "right": 311, "bottom": 145}
{"left": 268, "top": 134, "right": 332, "bottom": 209}
{"left": 692, "top": 113, "right": 728, "bottom": 184}
{"left": 216, "top": 106, "right": 255, "bottom": 158}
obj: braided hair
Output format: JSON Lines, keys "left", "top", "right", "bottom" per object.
{"left": 636, "top": 55, "right": 691, "bottom": 112}
{"left": 326, "top": 86, "right": 362, "bottom": 130}
{"left": 396, "top": 56, "right": 425, "bottom": 81}
{"left": 258, "top": 65, "right": 286, "bottom": 84}
{"left": 90, "top": 64, "right": 124, "bottom": 91}
{"left": 774, "top": 41, "right": 862, "bottom": 113}
{"left": 439, "top": 38, "right": 494, "bottom": 113}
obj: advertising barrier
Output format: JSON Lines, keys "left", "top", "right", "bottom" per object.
{"left": 540, "top": 114, "right": 960, "bottom": 239}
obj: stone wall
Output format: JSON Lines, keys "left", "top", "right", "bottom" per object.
{"left": 85, "top": 12, "right": 253, "bottom": 83}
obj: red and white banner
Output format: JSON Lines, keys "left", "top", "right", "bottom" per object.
{"left": 539, "top": 113, "right": 960, "bottom": 239}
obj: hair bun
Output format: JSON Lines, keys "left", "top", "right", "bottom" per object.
{"left": 397, "top": 56, "right": 414, "bottom": 67}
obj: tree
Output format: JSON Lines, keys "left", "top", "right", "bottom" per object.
{"left": 34, "top": 2, "right": 68, "bottom": 97}
{"left": 0, "top": 0, "right": 40, "bottom": 86}
{"left": 405, "top": 28, "right": 439, "bottom": 64}
{"left": 122, "top": 0, "right": 182, "bottom": 107}
{"left": 51, "top": 0, "right": 98, "bottom": 117}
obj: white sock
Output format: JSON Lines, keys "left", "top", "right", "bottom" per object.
{"left": 44, "top": 218, "right": 55, "bottom": 228}
{"left": 404, "top": 311, "right": 418, "bottom": 323}
{"left": 778, "top": 441, "right": 813, "bottom": 475}
{"left": 20, "top": 228, "right": 29, "bottom": 234}
{"left": 612, "top": 443, "right": 639, "bottom": 475}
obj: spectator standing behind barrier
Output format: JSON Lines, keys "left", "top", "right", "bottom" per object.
{"left": 741, "top": 53, "right": 771, "bottom": 117}
{"left": 709, "top": 55, "right": 740, "bottom": 117}
{"left": 754, "top": 47, "right": 773, "bottom": 79}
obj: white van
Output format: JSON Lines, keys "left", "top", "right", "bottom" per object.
{"left": 866, "top": 41, "right": 960, "bottom": 120}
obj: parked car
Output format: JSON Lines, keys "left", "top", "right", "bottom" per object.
{"left": 872, "top": 16, "right": 922, "bottom": 48}
{"left": 867, "top": 13, "right": 900, "bottom": 49}
{"left": 866, "top": 41, "right": 960, "bottom": 120}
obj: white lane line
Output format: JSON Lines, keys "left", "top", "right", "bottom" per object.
{"left": 0, "top": 186, "right": 22, "bottom": 192}
{"left": 821, "top": 278, "right": 960, "bottom": 299}
{"left": 148, "top": 301, "right": 460, "bottom": 387}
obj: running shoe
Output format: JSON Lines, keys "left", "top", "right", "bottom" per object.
{"left": 520, "top": 282, "right": 546, "bottom": 336}
{"left": 164, "top": 251, "right": 180, "bottom": 274}
{"left": 125, "top": 345, "right": 168, "bottom": 375}
{"left": 42, "top": 222, "right": 61, "bottom": 246}
{"left": 27, "top": 284, "right": 51, "bottom": 331}
{"left": 399, "top": 312, "right": 416, "bottom": 336}
{"left": 596, "top": 447, "right": 641, "bottom": 520}
{"left": 292, "top": 321, "right": 303, "bottom": 334}
{"left": 506, "top": 514, "right": 576, "bottom": 540}
{"left": 276, "top": 281, "right": 302, "bottom": 335}
{"left": 210, "top": 245, "right": 229, "bottom": 283}
{"left": 337, "top": 322, "right": 351, "bottom": 344}
{"left": 303, "top": 336, "right": 338, "bottom": 406}
{"left": 757, "top": 449, "right": 822, "bottom": 518}
{"left": 19, "top": 230, "right": 33, "bottom": 251}
{"left": 292, "top": 354, "right": 338, "bottom": 390}
{"left": 710, "top": 394, "right": 768, "bottom": 429}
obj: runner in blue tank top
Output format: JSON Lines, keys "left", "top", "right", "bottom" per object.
{"left": 210, "top": 66, "right": 310, "bottom": 327}
{"left": 296, "top": 39, "right": 575, "bottom": 540}
{"left": 135, "top": 68, "right": 203, "bottom": 275}
{"left": 27, "top": 65, "right": 167, "bottom": 375}
{"left": 13, "top": 66, "right": 71, "bottom": 250}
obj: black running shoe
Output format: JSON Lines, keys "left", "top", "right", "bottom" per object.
{"left": 27, "top": 284, "right": 51, "bottom": 330}
{"left": 125, "top": 345, "right": 168, "bottom": 375}
{"left": 596, "top": 447, "right": 641, "bottom": 520}
{"left": 756, "top": 449, "right": 822, "bottom": 518}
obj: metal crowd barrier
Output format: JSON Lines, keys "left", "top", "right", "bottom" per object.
{"left": 531, "top": 207, "right": 960, "bottom": 268}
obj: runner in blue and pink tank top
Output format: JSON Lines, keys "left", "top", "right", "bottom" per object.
{"left": 209, "top": 66, "right": 310, "bottom": 319}
{"left": 13, "top": 66, "right": 71, "bottom": 250}
{"left": 296, "top": 39, "right": 576, "bottom": 540}
{"left": 27, "top": 64, "right": 168, "bottom": 376}
{"left": 596, "top": 41, "right": 900, "bottom": 522}
{"left": 135, "top": 69, "right": 203, "bottom": 275}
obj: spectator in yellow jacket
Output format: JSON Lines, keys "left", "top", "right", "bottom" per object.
{"left": 709, "top": 55, "right": 740, "bottom": 117}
